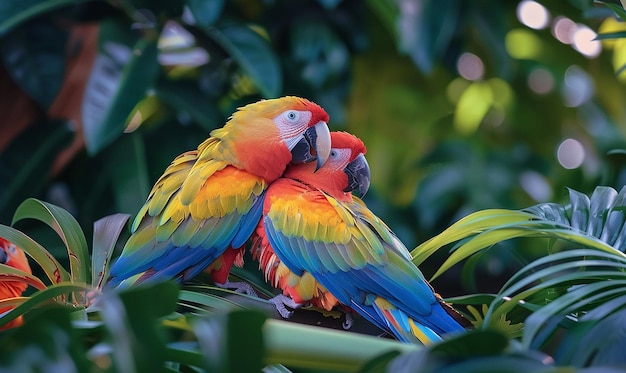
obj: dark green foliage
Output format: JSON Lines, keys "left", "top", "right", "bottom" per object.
{"left": 4, "top": 0, "right": 626, "bottom": 372}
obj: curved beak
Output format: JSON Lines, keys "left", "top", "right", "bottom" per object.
{"left": 344, "top": 153, "right": 370, "bottom": 197}
{"left": 290, "top": 121, "right": 331, "bottom": 170}
{"left": 0, "top": 249, "right": 7, "bottom": 265}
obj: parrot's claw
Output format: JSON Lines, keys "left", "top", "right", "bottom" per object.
{"left": 342, "top": 312, "right": 354, "bottom": 330}
{"left": 215, "top": 280, "right": 258, "bottom": 297}
{"left": 270, "top": 294, "right": 302, "bottom": 318}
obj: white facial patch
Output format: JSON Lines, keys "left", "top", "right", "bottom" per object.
{"left": 274, "top": 110, "right": 313, "bottom": 150}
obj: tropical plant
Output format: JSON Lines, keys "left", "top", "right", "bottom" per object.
{"left": 4, "top": 0, "right": 626, "bottom": 371}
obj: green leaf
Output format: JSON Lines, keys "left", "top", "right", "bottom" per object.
{"left": 588, "top": 187, "right": 618, "bottom": 237}
{"left": 82, "top": 19, "right": 160, "bottom": 154}
{"left": 92, "top": 213, "right": 130, "bottom": 289}
{"left": 186, "top": 0, "right": 224, "bottom": 27}
{"left": 556, "top": 301, "right": 626, "bottom": 366}
{"left": 602, "top": 2, "right": 626, "bottom": 22}
{"left": 128, "top": 0, "right": 184, "bottom": 18}
{"left": 207, "top": 24, "right": 281, "bottom": 98}
{"left": 193, "top": 310, "right": 266, "bottom": 373}
{"left": 164, "top": 342, "right": 205, "bottom": 369}
{"left": 595, "top": 31, "right": 626, "bottom": 40}
{"left": 100, "top": 282, "right": 180, "bottom": 373}
{"left": 358, "top": 350, "right": 402, "bottom": 373}
{"left": 430, "top": 329, "right": 509, "bottom": 358}
{"left": 107, "top": 133, "right": 150, "bottom": 215}
{"left": 0, "top": 0, "right": 91, "bottom": 35}
{"left": 0, "top": 262, "right": 47, "bottom": 290}
{"left": 0, "top": 120, "right": 73, "bottom": 221}
{"left": 263, "top": 319, "right": 419, "bottom": 371}
{"left": 412, "top": 209, "right": 534, "bottom": 266}
{"left": 12, "top": 198, "right": 89, "bottom": 287}
{"left": 155, "top": 79, "right": 223, "bottom": 132}
{"left": 0, "top": 19, "right": 67, "bottom": 108}
{"left": 0, "top": 282, "right": 90, "bottom": 329}
{"left": 0, "top": 225, "right": 70, "bottom": 284}
{"left": 178, "top": 288, "right": 250, "bottom": 311}
{"left": 0, "top": 303, "right": 89, "bottom": 372}
{"left": 567, "top": 187, "right": 590, "bottom": 232}
{"left": 396, "top": 0, "right": 460, "bottom": 73}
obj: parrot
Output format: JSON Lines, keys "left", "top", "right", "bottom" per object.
{"left": 257, "top": 131, "right": 466, "bottom": 344}
{"left": 0, "top": 237, "right": 32, "bottom": 330}
{"left": 106, "top": 96, "right": 332, "bottom": 291}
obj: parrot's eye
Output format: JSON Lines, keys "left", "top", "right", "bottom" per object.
{"left": 330, "top": 150, "right": 338, "bottom": 158}
{"left": 8, "top": 244, "right": 16, "bottom": 254}
{"left": 285, "top": 110, "right": 299, "bottom": 122}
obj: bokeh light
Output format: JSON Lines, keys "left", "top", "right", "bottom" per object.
{"left": 519, "top": 171, "right": 552, "bottom": 202}
{"left": 457, "top": 52, "right": 484, "bottom": 81}
{"left": 551, "top": 16, "right": 576, "bottom": 44}
{"left": 528, "top": 68, "right": 554, "bottom": 94}
{"left": 572, "top": 24, "right": 601, "bottom": 58}
{"left": 557, "top": 138, "right": 585, "bottom": 169}
{"left": 506, "top": 29, "right": 542, "bottom": 59}
{"left": 562, "top": 65, "right": 593, "bottom": 107}
{"left": 517, "top": 0, "right": 550, "bottom": 30}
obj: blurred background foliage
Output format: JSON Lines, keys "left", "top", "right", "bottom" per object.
{"left": 1, "top": 0, "right": 626, "bottom": 302}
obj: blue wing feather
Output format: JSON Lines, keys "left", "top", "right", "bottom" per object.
{"left": 263, "top": 192, "right": 465, "bottom": 341}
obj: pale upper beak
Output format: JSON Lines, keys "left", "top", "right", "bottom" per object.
{"left": 290, "top": 121, "right": 331, "bottom": 170}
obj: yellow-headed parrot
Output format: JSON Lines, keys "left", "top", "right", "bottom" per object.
{"left": 107, "top": 97, "right": 331, "bottom": 290}
{"left": 258, "top": 131, "right": 466, "bottom": 344}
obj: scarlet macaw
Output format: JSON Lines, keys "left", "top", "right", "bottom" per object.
{"left": 258, "top": 131, "right": 465, "bottom": 344}
{"left": 107, "top": 97, "right": 331, "bottom": 290}
{"left": 0, "top": 237, "right": 31, "bottom": 330}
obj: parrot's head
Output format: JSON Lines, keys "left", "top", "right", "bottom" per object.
{"left": 0, "top": 237, "right": 31, "bottom": 298}
{"left": 216, "top": 96, "right": 331, "bottom": 182}
{"left": 285, "top": 131, "right": 370, "bottom": 200}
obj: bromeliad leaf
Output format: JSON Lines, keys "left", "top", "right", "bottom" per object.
{"left": 92, "top": 213, "right": 130, "bottom": 289}
{"left": 0, "top": 224, "right": 70, "bottom": 284}
{"left": 12, "top": 198, "right": 89, "bottom": 286}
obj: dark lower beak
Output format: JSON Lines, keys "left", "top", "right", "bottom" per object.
{"left": 344, "top": 153, "right": 370, "bottom": 197}
{"left": 0, "top": 249, "right": 7, "bottom": 264}
{"left": 290, "top": 121, "right": 331, "bottom": 170}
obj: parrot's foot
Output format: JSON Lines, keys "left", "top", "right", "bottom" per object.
{"left": 342, "top": 312, "right": 354, "bottom": 330}
{"left": 215, "top": 280, "right": 258, "bottom": 297}
{"left": 270, "top": 294, "right": 302, "bottom": 318}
